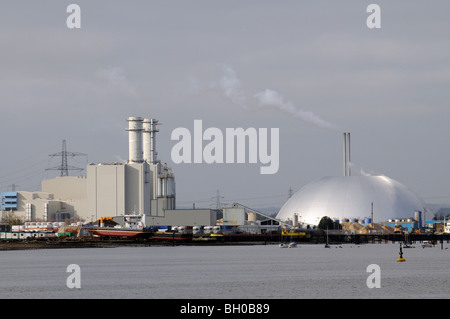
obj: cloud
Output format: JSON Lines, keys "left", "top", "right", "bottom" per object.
{"left": 95, "top": 66, "right": 138, "bottom": 98}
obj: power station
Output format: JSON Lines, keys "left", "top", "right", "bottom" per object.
{"left": 0, "top": 120, "right": 432, "bottom": 232}
{"left": 88, "top": 116, "right": 176, "bottom": 220}
{"left": 0, "top": 117, "right": 227, "bottom": 227}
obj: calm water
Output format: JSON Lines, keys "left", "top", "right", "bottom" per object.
{"left": 0, "top": 243, "right": 449, "bottom": 299}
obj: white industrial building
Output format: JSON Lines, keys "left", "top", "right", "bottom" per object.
{"left": 1, "top": 117, "right": 227, "bottom": 227}
{"left": 276, "top": 133, "right": 429, "bottom": 226}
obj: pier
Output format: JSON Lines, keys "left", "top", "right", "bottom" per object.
{"left": 289, "top": 231, "right": 450, "bottom": 245}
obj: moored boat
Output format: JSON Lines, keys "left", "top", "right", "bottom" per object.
{"left": 89, "top": 213, "right": 151, "bottom": 238}
{"left": 152, "top": 231, "right": 193, "bottom": 241}
{"left": 421, "top": 241, "right": 433, "bottom": 248}
{"left": 91, "top": 228, "right": 151, "bottom": 238}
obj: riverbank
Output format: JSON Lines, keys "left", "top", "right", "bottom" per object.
{"left": 0, "top": 238, "right": 281, "bottom": 251}
{"left": 0, "top": 240, "right": 126, "bottom": 251}
{"left": 1, "top": 231, "right": 448, "bottom": 251}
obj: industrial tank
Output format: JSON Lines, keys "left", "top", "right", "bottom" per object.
{"left": 276, "top": 175, "right": 427, "bottom": 226}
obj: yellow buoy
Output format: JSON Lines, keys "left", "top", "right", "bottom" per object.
{"left": 397, "top": 242, "right": 406, "bottom": 262}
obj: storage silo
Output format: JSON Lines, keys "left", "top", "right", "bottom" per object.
{"left": 276, "top": 132, "right": 428, "bottom": 226}
{"left": 276, "top": 175, "right": 427, "bottom": 226}
{"left": 414, "top": 210, "right": 423, "bottom": 228}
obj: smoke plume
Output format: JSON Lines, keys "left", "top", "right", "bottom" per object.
{"left": 254, "top": 89, "right": 340, "bottom": 130}
{"left": 216, "top": 65, "right": 339, "bottom": 130}
{"left": 217, "top": 65, "right": 248, "bottom": 109}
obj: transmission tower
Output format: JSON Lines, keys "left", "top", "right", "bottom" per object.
{"left": 46, "top": 140, "right": 87, "bottom": 177}
{"left": 7, "top": 184, "right": 19, "bottom": 192}
{"left": 212, "top": 189, "right": 224, "bottom": 209}
{"left": 288, "top": 187, "right": 294, "bottom": 199}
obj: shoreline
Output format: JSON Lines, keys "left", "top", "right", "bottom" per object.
{"left": 1, "top": 231, "right": 448, "bottom": 251}
{"left": 0, "top": 239, "right": 283, "bottom": 251}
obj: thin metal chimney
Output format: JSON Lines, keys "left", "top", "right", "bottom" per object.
{"left": 343, "top": 133, "right": 347, "bottom": 176}
{"left": 347, "top": 132, "right": 351, "bottom": 176}
{"left": 343, "top": 132, "right": 351, "bottom": 176}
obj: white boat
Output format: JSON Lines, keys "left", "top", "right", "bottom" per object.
{"left": 421, "top": 241, "right": 433, "bottom": 248}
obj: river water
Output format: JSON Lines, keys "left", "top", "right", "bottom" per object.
{"left": 0, "top": 243, "right": 449, "bottom": 299}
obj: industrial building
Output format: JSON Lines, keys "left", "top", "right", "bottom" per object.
{"left": 0, "top": 117, "right": 236, "bottom": 227}
{"left": 276, "top": 133, "right": 429, "bottom": 227}
{"left": 1, "top": 124, "right": 433, "bottom": 232}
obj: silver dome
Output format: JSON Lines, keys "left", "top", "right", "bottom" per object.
{"left": 276, "top": 175, "right": 426, "bottom": 226}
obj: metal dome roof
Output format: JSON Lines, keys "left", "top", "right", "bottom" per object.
{"left": 276, "top": 175, "right": 426, "bottom": 226}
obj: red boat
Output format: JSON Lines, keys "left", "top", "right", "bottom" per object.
{"left": 90, "top": 213, "right": 151, "bottom": 238}
{"left": 90, "top": 228, "right": 151, "bottom": 238}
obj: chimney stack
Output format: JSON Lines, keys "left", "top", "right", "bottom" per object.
{"left": 343, "top": 132, "right": 351, "bottom": 176}
{"left": 143, "top": 118, "right": 159, "bottom": 164}
{"left": 126, "top": 117, "right": 144, "bottom": 163}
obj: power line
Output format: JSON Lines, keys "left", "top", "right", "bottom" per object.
{"left": 422, "top": 195, "right": 450, "bottom": 199}
{"left": 0, "top": 158, "right": 48, "bottom": 180}
{"left": 178, "top": 193, "right": 288, "bottom": 205}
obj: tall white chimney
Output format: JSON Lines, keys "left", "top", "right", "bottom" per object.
{"left": 143, "top": 118, "right": 159, "bottom": 164}
{"left": 126, "top": 117, "right": 143, "bottom": 163}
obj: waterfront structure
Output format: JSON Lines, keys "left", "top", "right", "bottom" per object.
{"left": 276, "top": 175, "right": 427, "bottom": 226}
{"left": 276, "top": 133, "right": 428, "bottom": 226}
{"left": 1, "top": 126, "right": 429, "bottom": 230}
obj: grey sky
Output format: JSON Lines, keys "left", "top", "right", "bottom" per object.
{"left": 1, "top": 1, "right": 450, "bottom": 210}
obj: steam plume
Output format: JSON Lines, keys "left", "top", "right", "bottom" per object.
{"left": 254, "top": 89, "right": 340, "bottom": 130}
{"left": 217, "top": 65, "right": 248, "bottom": 109}
{"left": 216, "top": 65, "right": 339, "bottom": 130}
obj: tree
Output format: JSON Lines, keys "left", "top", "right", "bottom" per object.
{"left": 318, "top": 216, "right": 341, "bottom": 230}
{"left": 2, "top": 211, "right": 24, "bottom": 226}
